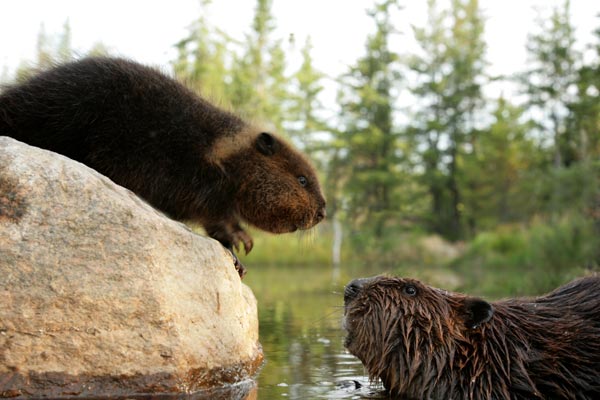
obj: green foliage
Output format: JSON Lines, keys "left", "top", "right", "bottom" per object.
{"left": 513, "top": 161, "right": 600, "bottom": 219}
{"left": 228, "top": 0, "right": 289, "bottom": 129}
{"left": 408, "top": 0, "right": 487, "bottom": 240}
{"left": 286, "top": 37, "right": 327, "bottom": 145}
{"left": 172, "top": 9, "right": 230, "bottom": 101}
{"left": 239, "top": 226, "right": 343, "bottom": 267}
{"left": 566, "top": 25, "right": 600, "bottom": 162}
{"left": 452, "top": 213, "right": 599, "bottom": 296}
{"left": 459, "top": 97, "right": 540, "bottom": 232}
{"left": 334, "top": 0, "right": 404, "bottom": 237}
{"left": 523, "top": 0, "right": 579, "bottom": 167}
{"left": 172, "top": 0, "right": 292, "bottom": 133}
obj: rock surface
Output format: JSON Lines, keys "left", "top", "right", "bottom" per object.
{"left": 0, "top": 137, "right": 263, "bottom": 398}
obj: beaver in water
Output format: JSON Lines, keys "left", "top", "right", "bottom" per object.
{"left": 343, "top": 275, "right": 600, "bottom": 399}
{"left": 0, "top": 57, "right": 326, "bottom": 276}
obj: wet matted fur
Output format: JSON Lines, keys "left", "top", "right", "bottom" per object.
{"left": 343, "top": 275, "right": 600, "bottom": 399}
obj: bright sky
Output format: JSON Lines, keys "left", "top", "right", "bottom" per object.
{"left": 1, "top": 0, "right": 599, "bottom": 93}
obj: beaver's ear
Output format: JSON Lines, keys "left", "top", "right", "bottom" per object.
{"left": 461, "top": 298, "right": 493, "bottom": 329}
{"left": 256, "top": 132, "right": 279, "bottom": 156}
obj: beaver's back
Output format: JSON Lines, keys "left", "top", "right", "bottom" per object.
{"left": 483, "top": 276, "right": 600, "bottom": 399}
{"left": 499, "top": 275, "right": 600, "bottom": 327}
{"left": 0, "top": 57, "right": 248, "bottom": 217}
{"left": 539, "top": 275, "right": 600, "bottom": 323}
{"left": 0, "top": 57, "right": 243, "bottom": 165}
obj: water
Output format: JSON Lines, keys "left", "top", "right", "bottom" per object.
{"left": 244, "top": 263, "right": 388, "bottom": 399}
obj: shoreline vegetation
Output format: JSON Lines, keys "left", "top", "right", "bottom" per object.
{"left": 237, "top": 210, "right": 598, "bottom": 298}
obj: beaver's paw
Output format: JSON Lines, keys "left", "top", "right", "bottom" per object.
{"left": 223, "top": 246, "right": 247, "bottom": 278}
{"left": 232, "top": 227, "right": 253, "bottom": 254}
{"left": 231, "top": 251, "right": 247, "bottom": 278}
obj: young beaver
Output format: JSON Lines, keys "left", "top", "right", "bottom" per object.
{"left": 344, "top": 275, "right": 600, "bottom": 399}
{"left": 0, "top": 57, "right": 326, "bottom": 276}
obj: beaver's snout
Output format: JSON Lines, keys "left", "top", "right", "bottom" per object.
{"left": 315, "top": 206, "right": 327, "bottom": 223}
{"left": 344, "top": 277, "right": 373, "bottom": 303}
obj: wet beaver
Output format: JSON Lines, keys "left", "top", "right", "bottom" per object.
{"left": 343, "top": 275, "right": 600, "bottom": 399}
{"left": 0, "top": 57, "right": 326, "bottom": 276}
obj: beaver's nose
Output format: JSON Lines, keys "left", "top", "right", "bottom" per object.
{"left": 344, "top": 278, "right": 369, "bottom": 302}
{"left": 316, "top": 206, "right": 327, "bottom": 222}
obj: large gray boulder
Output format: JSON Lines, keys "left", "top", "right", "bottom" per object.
{"left": 0, "top": 137, "right": 262, "bottom": 398}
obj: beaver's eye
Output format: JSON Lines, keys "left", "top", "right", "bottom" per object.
{"left": 298, "top": 176, "right": 308, "bottom": 187}
{"left": 403, "top": 285, "right": 417, "bottom": 296}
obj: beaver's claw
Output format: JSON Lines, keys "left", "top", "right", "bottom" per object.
{"left": 227, "top": 248, "right": 247, "bottom": 278}
{"left": 231, "top": 225, "right": 253, "bottom": 254}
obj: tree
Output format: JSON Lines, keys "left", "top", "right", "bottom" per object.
{"left": 172, "top": 1, "right": 230, "bottom": 101}
{"left": 408, "top": 0, "right": 486, "bottom": 240}
{"left": 460, "top": 97, "right": 538, "bottom": 232}
{"left": 336, "top": 0, "right": 402, "bottom": 238}
{"left": 172, "top": 0, "right": 290, "bottom": 132}
{"left": 286, "top": 37, "right": 326, "bottom": 145}
{"left": 227, "top": 0, "right": 289, "bottom": 131}
{"left": 566, "top": 23, "right": 600, "bottom": 163}
{"left": 564, "top": 23, "right": 600, "bottom": 241}
{"left": 523, "top": 0, "right": 579, "bottom": 167}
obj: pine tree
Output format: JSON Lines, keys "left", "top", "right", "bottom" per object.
{"left": 566, "top": 23, "right": 600, "bottom": 162}
{"left": 172, "top": 1, "right": 229, "bottom": 101}
{"left": 228, "top": 0, "right": 288, "bottom": 131}
{"left": 523, "top": 0, "right": 579, "bottom": 167}
{"left": 286, "top": 37, "right": 327, "bottom": 145}
{"left": 408, "top": 0, "right": 486, "bottom": 240}
{"left": 460, "top": 97, "right": 538, "bottom": 232}
{"left": 337, "top": 0, "right": 402, "bottom": 238}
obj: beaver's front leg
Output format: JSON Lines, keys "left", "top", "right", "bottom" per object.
{"left": 230, "top": 222, "right": 253, "bottom": 254}
{"left": 205, "top": 220, "right": 253, "bottom": 278}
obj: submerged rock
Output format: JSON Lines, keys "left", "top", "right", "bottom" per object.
{"left": 0, "top": 137, "right": 263, "bottom": 398}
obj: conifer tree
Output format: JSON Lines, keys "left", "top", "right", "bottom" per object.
{"left": 408, "top": 0, "right": 486, "bottom": 240}
{"left": 337, "top": 0, "right": 402, "bottom": 238}
{"left": 172, "top": 1, "right": 229, "bottom": 101}
{"left": 228, "top": 0, "right": 288, "bottom": 131}
{"left": 523, "top": 0, "right": 579, "bottom": 167}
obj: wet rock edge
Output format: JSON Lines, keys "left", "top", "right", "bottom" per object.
{"left": 0, "top": 352, "right": 264, "bottom": 399}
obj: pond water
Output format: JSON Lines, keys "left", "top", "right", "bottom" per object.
{"left": 243, "top": 263, "right": 388, "bottom": 399}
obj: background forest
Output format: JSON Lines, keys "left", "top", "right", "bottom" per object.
{"left": 3, "top": 0, "right": 599, "bottom": 295}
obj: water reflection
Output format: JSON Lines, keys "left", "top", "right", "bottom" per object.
{"left": 244, "top": 263, "right": 387, "bottom": 399}
{"left": 82, "top": 381, "right": 258, "bottom": 400}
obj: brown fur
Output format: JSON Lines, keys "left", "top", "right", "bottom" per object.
{"left": 0, "top": 57, "right": 326, "bottom": 275}
{"left": 343, "top": 275, "right": 600, "bottom": 399}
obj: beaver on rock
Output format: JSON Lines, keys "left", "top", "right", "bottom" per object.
{"left": 343, "top": 275, "right": 600, "bottom": 399}
{"left": 0, "top": 57, "right": 326, "bottom": 276}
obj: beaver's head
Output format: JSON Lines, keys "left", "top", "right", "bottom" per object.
{"left": 343, "top": 276, "right": 493, "bottom": 397}
{"left": 214, "top": 129, "right": 326, "bottom": 233}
